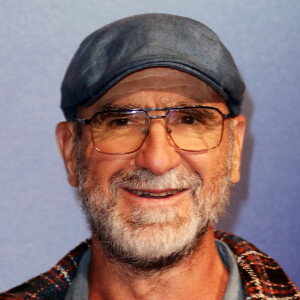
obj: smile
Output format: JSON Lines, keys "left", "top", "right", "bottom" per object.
{"left": 125, "top": 189, "right": 185, "bottom": 198}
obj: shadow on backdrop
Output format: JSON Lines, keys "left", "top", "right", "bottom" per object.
{"left": 217, "top": 91, "right": 254, "bottom": 233}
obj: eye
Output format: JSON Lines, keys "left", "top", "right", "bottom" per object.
{"left": 110, "top": 118, "right": 130, "bottom": 126}
{"left": 180, "top": 116, "right": 196, "bottom": 124}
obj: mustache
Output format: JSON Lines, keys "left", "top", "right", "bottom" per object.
{"left": 109, "top": 167, "right": 203, "bottom": 191}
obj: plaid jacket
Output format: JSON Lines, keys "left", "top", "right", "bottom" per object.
{"left": 1, "top": 231, "right": 299, "bottom": 300}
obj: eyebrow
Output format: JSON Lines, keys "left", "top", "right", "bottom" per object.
{"left": 96, "top": 103, "right": 140, "bottom": 111}
{"left": 97, "top": 99, "right": 206, "bottom": 112}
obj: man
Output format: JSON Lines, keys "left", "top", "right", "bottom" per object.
{"left": 1, "top": 13, "right": 298, "bottom": 299}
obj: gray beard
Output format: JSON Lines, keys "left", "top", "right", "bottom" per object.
{"left": 76, "top": 161, "right": 232, "bottom": 273}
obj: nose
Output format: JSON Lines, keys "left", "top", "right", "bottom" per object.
{"left": 134, "top": 119, "right": 181, "bottom": 175}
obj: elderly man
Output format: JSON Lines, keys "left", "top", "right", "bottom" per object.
{"left": 1, "top": 14, "right": 298, "bottom": 300}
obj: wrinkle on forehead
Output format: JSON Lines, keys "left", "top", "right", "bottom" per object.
{"left": 78, "top": 67, "right": 227, "bottom": 117}
{"left": 101, "top": 67, "right": 223, "bottom": 103}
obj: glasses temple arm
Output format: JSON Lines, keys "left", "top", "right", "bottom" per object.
{"left": 73, "top": 116, "right": 91, "bottom": 124}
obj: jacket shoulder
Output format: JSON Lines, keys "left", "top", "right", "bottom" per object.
{"left": 0, "top": 240, "right": 91, "bottom": 300}
{"left": 215, "top": 230, "right": 299, "bottom": 299}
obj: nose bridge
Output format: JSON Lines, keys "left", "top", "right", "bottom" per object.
{"left": 144, "top": 112, "right": 171, "bottom": 140}
{"left": 145, "top": 107, "right": 169, "bottom": 119}
{"left": 135, "top": 113, "right": 181, "bottom": 175}
{"left": 143, "top": 114, "right": 171, "bottom": 148}
{"left": 143, "top": 109, "right": 169, "bottom": 135}
{"left": 145, "top": 108, "right": 170, "bottom": 132}
{"left": 148, "top": 115, "right": 166, "bottom": 120}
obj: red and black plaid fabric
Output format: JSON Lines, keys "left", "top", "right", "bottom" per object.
{"left": 215, "top": 231, "right": 299, "bottom": 299}
{"left": 1, "top": 231, "right": 299, "bottom": 299}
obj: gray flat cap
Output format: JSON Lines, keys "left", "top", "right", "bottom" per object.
{"left": 61, "top": 13, "right": 245, "bottom": 120}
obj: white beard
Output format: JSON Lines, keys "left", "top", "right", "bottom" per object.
{"left": 77, "top": 162, "right": 232, "bottom": 272}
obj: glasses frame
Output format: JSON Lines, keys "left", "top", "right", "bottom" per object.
{"left": 74, "top": 106, "right": 231, "bottom": 155}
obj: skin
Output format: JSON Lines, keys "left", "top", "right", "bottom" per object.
{"left": 56, "top": 67, "right": 246, "bottom": 299}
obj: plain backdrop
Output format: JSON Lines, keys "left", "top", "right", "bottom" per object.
{"left": 0, "top": 0, "right": 299, "bottom": 291}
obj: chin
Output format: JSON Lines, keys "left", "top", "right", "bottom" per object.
{"left": 90, "top": 202, "right": 213, "bottom": 272}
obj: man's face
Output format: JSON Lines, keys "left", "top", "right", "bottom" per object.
{"left": 57, "top": 67, "right": 245, "bottom": 271}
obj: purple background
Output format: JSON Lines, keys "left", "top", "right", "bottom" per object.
{"left": 0, "top": 0, "right": 299, "bottom": 291}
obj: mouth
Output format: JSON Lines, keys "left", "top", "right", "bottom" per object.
{"left": 124, "top": 188, "right": 186, "bottom": 199}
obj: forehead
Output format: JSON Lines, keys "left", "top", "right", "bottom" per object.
{"left": 78, "top": 67, "right": 227, "bottom": 116}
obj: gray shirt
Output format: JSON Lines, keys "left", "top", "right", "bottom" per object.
{"left": 65, "top": 240, "right": 243, "bottom": 299}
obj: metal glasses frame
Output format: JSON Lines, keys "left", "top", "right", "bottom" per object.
{"left": 74, "top": 106, "right": 230, "bottom": 154}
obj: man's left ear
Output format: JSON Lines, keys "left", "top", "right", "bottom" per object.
{"left": 230, "top": 115, "right": 246, "bottom": 184}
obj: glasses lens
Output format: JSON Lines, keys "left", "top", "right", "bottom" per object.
{"left": 90, "top": 111, "right": 148, "bottom": 154}
{"left": 166, "top": 108, "right": 224, "bottom": 151}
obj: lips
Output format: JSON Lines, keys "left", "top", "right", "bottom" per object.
{"left": 125, "top": 188, "right": 185, "bottom": 198}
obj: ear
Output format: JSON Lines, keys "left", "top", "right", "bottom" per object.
{"left": 230, "top": 115, "right": 246, "bottom": 184}
{"left": 55, "top": 122, "right": 78, "bottom": 187}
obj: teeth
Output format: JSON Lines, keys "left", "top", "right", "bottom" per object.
{"left": 130, "top": 189, "right": 183, "bottom": 197}
{"left": 158, "top": 192, "right": 167, "bottom": 196}
{"left": 167, "top": 190, "right": 176, "bottom": 195}
{"left": 149, "top": 192, "right": 165, "bottom": 196}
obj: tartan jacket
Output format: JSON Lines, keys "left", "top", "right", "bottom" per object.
{"left": 1, "top": 231, "right": 299, "bottom": 300}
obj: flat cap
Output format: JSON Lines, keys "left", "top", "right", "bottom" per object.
{"left": 61, "top": 13, "right": 245, "bottom": 120}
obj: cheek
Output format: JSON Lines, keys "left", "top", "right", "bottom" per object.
{"left": 179, "top": 148, "right": 229, "bottom": 185}
{"left": 82, "top": 141, "right": 136, "bottom": 189}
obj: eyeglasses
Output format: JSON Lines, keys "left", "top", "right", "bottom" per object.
{"left": 74, "top": 106, "right": 230, "bottom": 155}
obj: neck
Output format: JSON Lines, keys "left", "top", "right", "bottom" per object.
{"left": 88, "top": 226, "right": 229, "bottom": 300}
